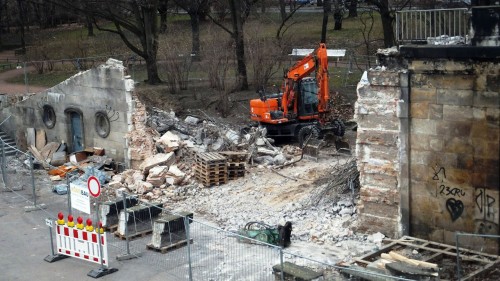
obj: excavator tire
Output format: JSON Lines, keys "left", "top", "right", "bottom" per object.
{"left": 298, "top": 125, "right": 320, "bottom": 148}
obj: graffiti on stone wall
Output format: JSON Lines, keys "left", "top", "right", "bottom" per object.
{"left": 474, "top": 188, "right": 499, "bottom": 234}
{"left": 446, "top": 198, "right": 464, "bottom": 221}
{"left": 432, "top": 166, "right": 465, "bottom": 221}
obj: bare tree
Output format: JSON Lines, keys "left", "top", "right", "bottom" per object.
{"left": 347, "top": 0, "right": 358, "bottom": 18}
{"left": 50, "top": 0, "right": 162, "bottom": 84}
{"left": 173, "top": 0, "right": 209, "bottom": 57}
{"left": 207, "top": 0, "right": 259, "bottom": 91}
{"left": 365, "top": 0, "right": 412, "bottom": 47}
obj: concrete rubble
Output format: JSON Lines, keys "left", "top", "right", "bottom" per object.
{"left": 27, "top": 105, "right": 374, "bottom": 263}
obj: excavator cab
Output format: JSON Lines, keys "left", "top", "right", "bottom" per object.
{"left": 297, "top": 78, "right": 319, "bottom": 118}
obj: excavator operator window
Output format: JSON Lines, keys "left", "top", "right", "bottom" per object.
{"left": 298, "top": 78, "right": 318, "bottom": 116}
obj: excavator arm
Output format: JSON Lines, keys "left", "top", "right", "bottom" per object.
{"left": 281, "top": 43, "right": 329, "bottom": 121}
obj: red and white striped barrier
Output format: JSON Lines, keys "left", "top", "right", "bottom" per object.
{"left": 55, "top": 213, "right": 109, "bottom": 266}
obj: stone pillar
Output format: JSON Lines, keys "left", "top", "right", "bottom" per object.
{"left": 355, "top": 69, "right": 404, "bottom": 237}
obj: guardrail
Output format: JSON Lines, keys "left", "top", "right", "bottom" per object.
{"left": 396, "top": 8, "right": 469, "bottom": 44}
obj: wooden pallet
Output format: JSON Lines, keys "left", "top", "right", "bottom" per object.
{"left": 194, "top": 152, "right": 228, "bottom": 186}
{"left": 219, "top": 151, "right": 249, "bottom": 162}
{"left": 353, "top": 235, "right": 500, "bottom": 281}
{"left": 195, "top": 152, "right": 227, "bottom": 164}
{"left": 194, "top": 163, "right": 227, "bottom": 174}
{"left": 146, "top": 239, "right": 193, "bottom": 254}
{"left": 104, "top": 224, "right": 118, "bottom": 233}
{"left": 114, "top": 229, "right": 153, "bottom": 240}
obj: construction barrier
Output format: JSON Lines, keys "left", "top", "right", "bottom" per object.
{"left": 55, "top": 213, "right": 108, "bottom": 266}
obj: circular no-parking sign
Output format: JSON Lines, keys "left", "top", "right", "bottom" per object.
{"left": 87, "top": 176, "right": 101, "bottom": 198}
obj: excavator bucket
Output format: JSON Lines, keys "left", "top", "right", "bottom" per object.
{"left": 302, "top": 139, "right": 325, "bottom": 161}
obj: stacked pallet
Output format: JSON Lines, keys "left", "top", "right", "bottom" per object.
{"left": 220, "top": 151, "right": 248, "bottom": 180}
{"left": 194, "top": 152, "right": 228, "bottom": 186}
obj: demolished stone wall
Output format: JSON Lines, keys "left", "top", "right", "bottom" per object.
{"left": 356, "top": 46, "right": 499, "bottom": 252}
{"left": 0, "top": 58, "right": 135, "bottom": 163}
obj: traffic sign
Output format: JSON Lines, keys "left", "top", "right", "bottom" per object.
{"left": 87, "top": 176, "right": 101, "bottom": 198}
{"left": 45, "top": 218, "right": 53, "bottom": 228}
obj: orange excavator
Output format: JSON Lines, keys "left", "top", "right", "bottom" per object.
{"left": 249, "top": 43, "right": 345, "bottom": 147}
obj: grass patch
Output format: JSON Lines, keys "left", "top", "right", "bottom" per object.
{"left": 6, "top": 70, "right": 78, "bottom": 87}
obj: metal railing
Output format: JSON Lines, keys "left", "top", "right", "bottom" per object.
{"left": 396, "top": 8, "right": 470, "bottom": 44}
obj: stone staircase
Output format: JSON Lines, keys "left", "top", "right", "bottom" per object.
{"left": 0, "top": 131, "right": 18, "bottom": 156}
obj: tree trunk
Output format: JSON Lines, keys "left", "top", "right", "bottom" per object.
{"left": 142, "top": 5, "right": 162, "bottom": 84}
{"left": 229, "top": 0, "right": 248, "bottom": 90}
{"left": 322, "top": 0, "right": 331, "bottom": 42}
{"left": 380, "top": 10, "right": 395, "bottom": 47}
{"left": 86, "top": 16, "right": 94, "bottom": 36}
{"left": 16, "top": 0, "right": 26, "bottom": 53}
{"left": 279, "top": 0, "right": 286, "bottom": 22}
{"left": 159, "top": 0, "right": 168, "bottom": 33}
{"left": 348, "top": 0, "right": 357, "bottom": 18}
{"left": 189, "top": 12, "right": 200, "bottom": 56}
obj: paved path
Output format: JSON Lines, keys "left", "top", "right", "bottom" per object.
{"left": 0, "top": 50, "right": 48, "bottom": 95}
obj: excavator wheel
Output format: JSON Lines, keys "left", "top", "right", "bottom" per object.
{"left": 298, "top": 125, "right": 320, "bottom": 148}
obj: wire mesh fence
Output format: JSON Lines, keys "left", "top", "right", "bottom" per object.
{"left": 1, "top": 136, "right": 413, "bottom": 281}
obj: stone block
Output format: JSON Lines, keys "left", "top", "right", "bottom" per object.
{"left": 443, "top": 105, "right": 474, "bottom": 121}
{"left": 359, "top": 162, "right": 398, "bottom": 177}
{"left": 443, "top": 136, "right": 474, "bottom": 154}
{"left": 411, "top": 119, "right": 437, "bottom": 135}
{"left": 357, "top": 131, "right": 398, "bottom": 147}
{"left": 473, "top": 108, "right": 486, "bottom": 120}
{"left": 356, "top": 213, "right": 398, "bottom": 238}
{"left": 436, "top": 120, "right": 472, "bottom": 137}
{"left": 456, "top": 153, "right": 474, "bottom": 170}
{"left": 357, "top": 85, "right": 401, "bottom": 101}
{"left": 410, "top": 102, "right": 429, "bottom": 119}
{"left": 473, "top": 91, "right": 499, "bottom": 108}
{"left": 360, "top": 202, "right": 399, "bottom": 219}
{"left": 357, "top": 115, "right": 400, "bottom": 131}
{"left": 437, "top": 89, "right": 474, "bottom": 106}
{"left": 410, "top": 134, "right": 430, "bottom": 151}
{"left": 412, "top": 151, "right": 435, "bottom": 165}
{"left": 367, "top": 70, "right": 401, "bottom": 86}
{"left": 359, "top": 185, "right": 399, "bottom": 204}
{"left": 473, "top": 158, "right": 499, "bottom": 175}
{"left": 486, "top": 74, "right": 500, "bottom": 92}
{"left": 429, "top": 138, "right": 444, "bottom": 151}
{"left": 409, "top": 60, "right": 472, "bottom": 73}
{"left": 429, "top": 75, "right": 474, "bottom": 90}
{"left": 486, "top": 107, "right": 500, "bottom": 126}
{"left": 429, "top": 104, "right": 443, "bottom": 120}
{"left": 360, "top": 172, "right": 398, "bottom": 189}
{"left": 410, "top": 163, "right": 429, "bottom": 182}
{"left": 139, "top": 152, "right": 176, "bottom": 174}
{"left": 445, "top": 168, "right": 471, "bottom": 186}
{"left": 410, "top": 87, "right": 437, "bottom": 103}
{"left": 356, "top": 100, "right": 398, "bottom": 116}
{"left": 470, "top": 122, "right": 499, "bottom": 141}
{"left": 472, "top": 138, "right": 499, "bottom": 159}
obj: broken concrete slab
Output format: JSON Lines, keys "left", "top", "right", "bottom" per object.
{"left": 139, "top": 152, "right": 175, "bottom": 175}
{"left": 158, "top": 131, "right": 180, "bottom": 151}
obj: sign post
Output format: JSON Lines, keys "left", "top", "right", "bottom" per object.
{"left": 87, "top": 176, "right": 118, "bottom": 278}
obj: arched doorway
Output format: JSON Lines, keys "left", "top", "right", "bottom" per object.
{"left": 65, "top": 108, "right": 84, "bottom": 152}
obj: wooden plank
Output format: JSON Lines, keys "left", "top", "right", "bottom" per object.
{"left": 35, "top": 129, "right": 46, "bottom": 151}
{"left": 28, "top": 145, "right": 49, "bottom": 169}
